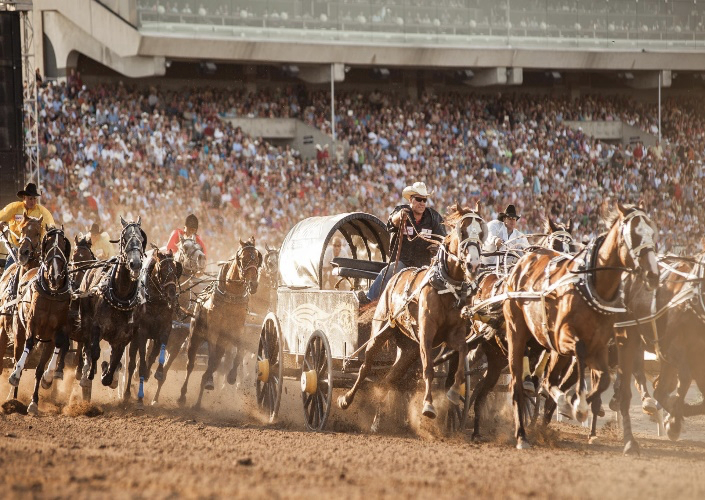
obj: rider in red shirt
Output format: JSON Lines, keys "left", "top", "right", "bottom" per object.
{"left": 166, "top": 214, "right": 207, "bottom": 256}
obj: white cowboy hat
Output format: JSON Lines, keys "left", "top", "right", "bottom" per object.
{"left": 402, "top": 181, "right": 432, "bottom": 201}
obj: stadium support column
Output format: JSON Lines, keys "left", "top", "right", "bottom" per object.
{"left": 331, "top": 63, "right": 335, "bottom": 141}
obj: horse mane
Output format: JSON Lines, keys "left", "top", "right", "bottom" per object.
{"left": 75, "top": 233, "right": 92, "bottom": 248}
{"left": 602, "top": 203, "right": 638, "bottom": 228}
{"left": 443, "top": 202, "right": 479, "bottom": 229}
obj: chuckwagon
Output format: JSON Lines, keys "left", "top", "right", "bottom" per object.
{"left": 255, "top": 212, "right": 470, "bottom": 432}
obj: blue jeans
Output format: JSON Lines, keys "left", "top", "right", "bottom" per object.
{"left": 367, "top": 262, "right": 408, "bottom": 301}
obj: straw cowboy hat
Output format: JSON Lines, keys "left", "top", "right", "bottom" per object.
{"left": 402, "top": 182, "right": 432, "bottom": 201}
{"left": 498, "top": 204, "right": 521, "bottom": 221}
{"left": 17, "top": 182, "right": 41, "bottom": 198}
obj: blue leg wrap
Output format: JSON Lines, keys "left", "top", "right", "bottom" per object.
{"left": 159, "top": 344, "right": 166, "bottom": 365}
{"left": 138, "top": 377, "right": 144, "bottom": 399}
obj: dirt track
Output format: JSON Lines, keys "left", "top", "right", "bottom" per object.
{"left": 1, "top": 368, "right": 705, "bottom": 499}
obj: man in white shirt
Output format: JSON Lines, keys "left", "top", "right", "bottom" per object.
{"left": 482, "top": 204, "right": 529, "bottom": 267}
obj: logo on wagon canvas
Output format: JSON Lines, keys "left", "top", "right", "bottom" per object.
{"left": 285, "top": 303, "right": 356, "bottom": 341}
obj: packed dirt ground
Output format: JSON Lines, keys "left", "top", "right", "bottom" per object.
{"left": 1, "top": 364, "right": 705, "bottom": 499}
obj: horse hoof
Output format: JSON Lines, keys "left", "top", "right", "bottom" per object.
{"left": 27, "top": 402, "right": 38, "bottom": 416}
{"left": 101, "top": 361, "right": 108, "bottom": 374}
{"left": 136, "top": 399, "right": 144, "bottom": 411}
{"left": 516, "top": 438, "right": 531, "bottom": 450}
{"left": 154, "top": 366, "right": 164, "bottom": 382}
{"left": 8, "top": 374, "right": 20, "bottom": 387}
{"left": 54, "top": 370, "right": 63, "bottom": 381}
{"left": 337, "top": 395, "right": 349, "bottom": 410}
{"left": 608, "top": 396, "right": 620, "bottom": 412}
{"left": 177, "top": 396, "right": 186, "bottom": 407}
{"left": 109, "top": 377, "right": 119, "bottom": 390}
{"left": 204, "top": 378, "right": 214, "bottom": 391}
{"left": 82, "top": 385, "right": 92, "bottom": 402}
{"left": 151, "top": 399, "right": 159, "bottom": 406}
{"left": 41, "top": 376, "right": 52, "bottom": 390}
{"left": 446, "top": 387, "right": 461, "bottom": 406}
{"left": 422, "top": 402, "right": 437, "bottom": 419}
{"left": 666, "top": 420, "right": 681, "bottom": 442}
{"left": 642, "top": 397, "right": 658, "bottom": 416}
{"left": 623, "top": 440, "right": 641, "bottom": 456}
{"left": 79, "top": 376, "right": 91, "bottom": 388}
{"left": 588, "top": 435, "right": 598, "bottom": 445}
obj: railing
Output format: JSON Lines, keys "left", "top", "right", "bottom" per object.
{"left": 135, "top": 0, "right": 705, "bottom": 49}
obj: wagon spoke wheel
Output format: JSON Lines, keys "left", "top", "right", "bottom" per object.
{"left": 445, "top": 356, "right": 471, "bottom": 434}
{"left": 256, "top": 313, "right": 284, "bottom": 423}
{"left": 301, "top": 330, "right": 333, "bottom": 432}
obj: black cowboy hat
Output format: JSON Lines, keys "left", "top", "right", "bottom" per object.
{"left": 17, "top": 182, "right": 41, "bottom": 199}
{"left": 498, "top": 204, "right": 521, "bottom": 221}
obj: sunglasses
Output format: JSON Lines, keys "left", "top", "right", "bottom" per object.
{"left": 413, "top": 197, "right": 427, "bottom": 203}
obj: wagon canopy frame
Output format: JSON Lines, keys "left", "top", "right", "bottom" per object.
{"left": 278, "top": 212, "right": 390, "bottom": 290}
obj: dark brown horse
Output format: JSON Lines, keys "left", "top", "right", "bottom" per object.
{"left": 503, "top": 203, "right": 659, "bottom": 449}
{"left": 79, "top": 217, "right": 147, "bottom": 399}
{"left": 614, "top": 251, "right": 705, "bottom": 454}
{"left": 0, "top": 214, "right": 43, "bottom": 395}
{"left": 338, "top": 203, "right": 487, "bottom": 421}
{"left": 150, "top": 235, "right": 207, "bottom": 405}
{"left": 7, "top": 227, "right": 71, "bottom": 414}
{"left": 55, "top": 233, "right": 96, "bottom": 382}
{"left": 123, "top": 247, "right": 181, "bottom": 406}
{"left": 464, "top": 217, "right": 577, "bottom": 439}
{"left": 179, "top": 237, "right": 262, "bottom": 409}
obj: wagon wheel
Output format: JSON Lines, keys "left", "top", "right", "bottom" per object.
{"left": 445, "top": 355, "right": 471, "bottom": 434}
{"left": 300, "top": 330, "right": 333, "bottom": 431}
{"left": 256, "top": 313, "right": 284, "bottom": 423}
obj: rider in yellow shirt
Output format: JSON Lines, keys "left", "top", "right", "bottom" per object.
{"left": 0, "top": 183, "right": 56, "bottom": 271}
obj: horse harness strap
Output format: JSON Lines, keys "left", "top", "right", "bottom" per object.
{"left": 429, "top": 246, "right": 474, "bottom": 307}
{"left": 574, "top": 234, "right": 627, "bottom": 315}
{"left": 92, "top": 260, "right": 144, "bottom": 312}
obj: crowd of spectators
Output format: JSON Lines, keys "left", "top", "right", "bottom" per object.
{"left": 33, "top": 77, "right": 705, "bottom": 265}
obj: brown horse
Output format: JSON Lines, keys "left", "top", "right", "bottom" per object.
{"left": 79, "top": 217, "right": 147, "bottom": 399}
{"left": 503, "top": 203, "right": 659, "bottom": 449}
{"left": 464, "top": 217, "right": 577, "bottom": 439}
{"left": 150, "top": 235, "right": 207, "bottom": 405}
{"left": 338, "top": 203, "right": 487, "bottom": 421}
{"left": 178, "top": 237, "right": 262, "bottom": 409}
{"left": 7, "top": 227, "right": 71, "bottom": 414}
{"left": 0, "top": 214, "right": 43, "bottom": 394}
{"left": 55, "top": 233, "right": 96, "bottom": 382}
{"left": 123, "top": 247, "right": 181, "bottom": 406}
{"left": 614, "top": 251, "right": 705, "bottom": 454}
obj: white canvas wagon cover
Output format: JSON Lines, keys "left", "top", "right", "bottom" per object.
{"left": 278, "top": 212, "right": 390, "bottom": 289}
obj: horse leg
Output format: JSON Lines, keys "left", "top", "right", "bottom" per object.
{"left": 152, "top": 323, "right": 171, "bottom": 382}
{"left": 195, "top": 343, "right": 224, "bottom": 410}
{"left": 42, "top": 329, "right": 67, "bottom": 389}
{"left": 633, "top": 343, "right": 658, "bottom": 415}
{"left": 470, "top": 342, "right": 505, "bottom": 440}
{"left": 445, "top": 326, "right": 469, "bottom": 408}
{"left": 504, "top": 300, "right": 531, "bottom": 449}
{"left": 101, "top": 344, "right": 125, "bottom": 387}
{"left": 615, "top": 329, "right": 641, "bottom": 455}
{"left": 371, "top": 334, "right": 419, "bottom": 432}
{"left": 541, "top": 352, "right": 571, "bottom": 424}
{"left": 664, "top": 365, "right": 690, "bottom": 442}
{"left": 123, "top": 340, "right": 138, "bottom": 400}
{"left": 337, "top": 326, "right": 394, "bottom": 410}
{"left": 418, "top": 318, "right": 439, "bottom": 419}
{"left": 27, "top": 342, "right": 53, "bottom": 415}
{"left": 152, "top": 334, "right": 180, "bottom": 405}
{"left": 136, "top": 335, "right": 148, "bottom": 407}
{"left": 9, "top": 333, "right": 34, "bottom": 388}
{"left": 585, "top": 352, "right": 610, "bottom": 443}
{"left": 569, "top": 338, "right": 590, "bottom": 422}
{"left": 178, "top": 332, "right": 201, "bottom": 407}
{"left": 226, "top": 345, "right": 244, "bottom": 386}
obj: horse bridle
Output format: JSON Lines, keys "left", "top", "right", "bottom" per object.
{"left": 454, "top": 212, "right": 486, "bottom": 272}
{"left": 18, "top": 223, "right": 41, "bottom": 262}
{"left": 40, "top": 229, "right": 69, "bottom": 292}
{"left": 547, "top": 229, "right": 573, "bottom": 253}
{"left": 119, "top": 223, "right": 145, "bottom": 262}
{"left": 178, "top": 238, "right": 204, "bottom": 272}
{"left": 621, "top": 209, "right": 657, "bottom": 270}
{"left": 236, "top": 243, "right": 261, "bottom": 281}
{"left": 148, "top": 255, "right": 179, "bottom": 306}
